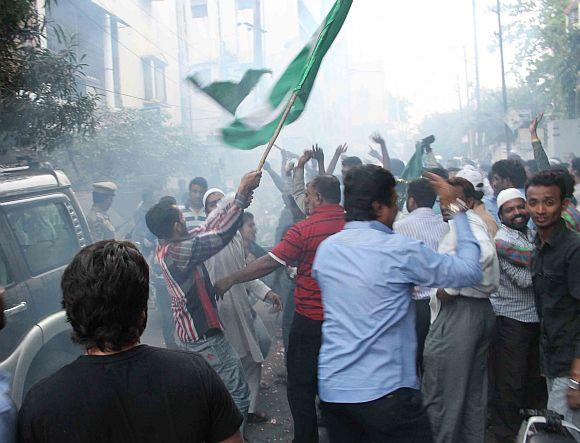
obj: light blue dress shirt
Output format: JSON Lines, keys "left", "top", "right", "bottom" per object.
{"left": 0, "top": 370, "right": 16, "bottom": 443}
{"left": 312, "top": 213, "right": 483, "bottom": 404}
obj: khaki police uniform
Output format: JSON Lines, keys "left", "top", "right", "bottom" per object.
{"left": 88, "top": 182, "right": 117, "bottom": 241}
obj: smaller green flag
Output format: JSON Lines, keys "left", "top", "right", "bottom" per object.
{"left": 188, "top": 69, "right": 271, "bottom": 115}
{"left": 400, "top": 143, "right": 423, "bottom": 181}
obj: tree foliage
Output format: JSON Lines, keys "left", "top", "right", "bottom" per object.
{"left": 52, "top": 108, "right": 208, "bottom": 186}
{"left": 505, "top": 0, "right": 580, "bottom": 118}
{"left": 0, "top": 0, "right": 99, "bottom": 157}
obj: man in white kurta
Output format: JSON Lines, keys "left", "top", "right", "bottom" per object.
{"left": 203, "top": 190, "right": 283, "bottom": 421}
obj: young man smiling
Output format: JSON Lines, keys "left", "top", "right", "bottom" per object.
{"left": 527, "top": 171, "right": 580, "bottom": 427}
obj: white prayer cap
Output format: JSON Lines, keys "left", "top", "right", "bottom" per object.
{"left": 456, "top": 167, "right": 484, "bottom": 191}
{"left": 497, "top": 188, "right": 526, "bottom": 213}
{"left": 202, "top": 188, "right": 224, "bottom": 209}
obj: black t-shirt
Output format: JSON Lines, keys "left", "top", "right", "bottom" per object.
{"left": 17, "top": 345, "right": 242, "bottom": 443}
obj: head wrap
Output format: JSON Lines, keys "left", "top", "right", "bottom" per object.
{"left": 202, "top": 188, "right": 224, "bottom": 210}
{"left": 497, "top": 188, "right": 526, "bottom": 214}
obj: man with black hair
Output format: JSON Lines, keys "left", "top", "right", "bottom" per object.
{"left": 180, "top": 177, "right": 209, "bottom": 229}
{"left": 145, "top": 171, "right": 261, "bottom": 423}
{"left": 87, "top": 181, "right": 117, "bottom": 241}
{"left": 394, "top": 178, "right": 449, "bottom": 372}
{"left": 18, "top": 241, "right": 244, "bottom": 443}
{"left": 341, "top": 156, "right": 363, "bottom": 179}
{"left": 527, "top": 171, "right": 580, "bottom": 428}
{"left": 484, "top": 159, "right": 528, "bottom": 222}
{"left": 549, "top": 166, "right": 580, "bottom": 231}
{"left": 311, "top": 165, "right": 483, "bottom": 442}
{"left": 214, "top": 174, "right": 345, "bottom": 443}
{"left": 422, "top": 177, "right": 499, "bottom": 443}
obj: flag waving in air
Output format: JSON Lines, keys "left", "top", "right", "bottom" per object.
{"left": 190, "top": 0, "right": 353, "bottom": 150}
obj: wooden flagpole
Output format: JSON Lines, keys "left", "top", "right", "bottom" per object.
{"left": 256, "top": 91, "right": 299, "bottom": 172}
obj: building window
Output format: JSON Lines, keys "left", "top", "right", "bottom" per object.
{"left": 236, "top": 0, "right": 254, "bottom": 10}
{"left": 142, "top": 57, "right": 167, "bottom": 103}
{"left": 191, "top": 0, "right": 208, "bottom": 18}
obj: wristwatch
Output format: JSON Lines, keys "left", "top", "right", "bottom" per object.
{"left": 446, "top": 198, "right": 469, "bottom": 218}
{"left": 569, "top": 378, "right": 580, "bottom": 390}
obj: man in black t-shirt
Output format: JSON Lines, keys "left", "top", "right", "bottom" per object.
{"left": 18, "top": 241, "right": 243, "bottom": 443}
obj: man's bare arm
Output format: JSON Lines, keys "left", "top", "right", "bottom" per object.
{"left": 214, "top": 254, "right": 281, "bottom": 298}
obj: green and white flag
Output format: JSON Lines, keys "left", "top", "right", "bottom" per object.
{"left": 188, "top": 69, "right": 271, "bottom": 115}
{"left": 215, "top": 0, "right": 352, "bottom": 150}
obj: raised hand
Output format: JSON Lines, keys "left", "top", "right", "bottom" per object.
{"left": 312, "top": 144, "right": 324, "bottom": 163}
{"left": 335, "top": 143, "right": 348, "bottom": 155}
{"left": 529, "top": 112, "right": 544, "bottom": 137}
{"left": 423, "top": 171, "right": 461, "bottom": 207}
{"left": 238, "top": 171, "right": 262, "bottom": 198}
{"left": 370, "top": 132, "right": 385, "bottom": 145}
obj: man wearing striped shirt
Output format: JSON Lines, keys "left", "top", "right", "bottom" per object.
{"left": 179, "top": 177, "right": 208, "bottom": 229}
{"left": 145, "top": 171, "right": 261, "bottom": 422}
{"left": 394, "top": 178, "right": 449, "bottom": 372}
{"left": 489, "top": 188, "right": 546, "bottom": 442}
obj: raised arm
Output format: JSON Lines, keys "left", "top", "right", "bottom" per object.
{"left": 326, "top": 143, "right": 348, "bottom": 176}
{"left": 370, "top": 132, "right": 390, "bottom": 171}
{"left": 312, "top": 144, "right": 325, "bottom": 175}
{"left": 529, "top": 112, "right": 550, "bottom": 171}
{"left": 263, "top": 161, "right": 286, "bottom": 194}
{"left": 293, "top": 150, "right": 312, "bottom": 213}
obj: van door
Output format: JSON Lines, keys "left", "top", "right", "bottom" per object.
{"left": 0, "top": 240, "right": 33, "bottom": 364}
{"left": 2, "top": 194, "right": 87, "bottom": 321}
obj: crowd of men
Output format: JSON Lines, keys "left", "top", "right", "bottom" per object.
{"left": 4, "top": 119, "right": 580, "bottom": 443}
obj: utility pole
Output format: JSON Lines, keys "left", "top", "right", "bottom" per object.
{"left": 463, "top": 46, "right": 475, "bottom": 158}
{"left": 496, "top": 0, "right": 511, "bottom": 154}
{"left": 472, "top": 0, "right": 481, "bottom": 152}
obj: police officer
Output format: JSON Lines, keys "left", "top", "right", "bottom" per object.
{"left": 88, "top": 182, "right": 117, "bottom": 241}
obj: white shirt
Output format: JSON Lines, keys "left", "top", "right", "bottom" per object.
{"left": 430, "top": 210, "right": 499, "bottom": 322}
{"left": 394, "top": 207, "right": 449, "bottom": 300}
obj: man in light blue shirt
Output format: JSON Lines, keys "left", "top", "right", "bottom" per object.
{"left": 0, "top": 288, "right": 16, "bottom": 443}
{"left": 312, "top": 165, "right": 483, "bottom": 443}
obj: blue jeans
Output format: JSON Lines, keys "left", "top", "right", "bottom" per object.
{"left": 178, "top": 332, "right": 250, "bottom": 419}
{"left": 547, "top": 377, "right": 580, "bottom": 428}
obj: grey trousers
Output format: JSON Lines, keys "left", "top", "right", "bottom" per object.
{"left": 422, "top": 296, "right": 495, "bottom": 443}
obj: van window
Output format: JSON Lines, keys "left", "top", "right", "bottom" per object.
{"left": 6, "top": 200, "right": 79, "bottom": 275}
{"left": 0, "top": 251, "right": 12, "bottom": 286}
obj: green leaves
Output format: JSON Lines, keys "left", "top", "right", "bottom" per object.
{"left": 0, "top": 0, "right": 99, "bottom": 156}
{"left": 505, "top": 0, "right": 579, "bottom": 118}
